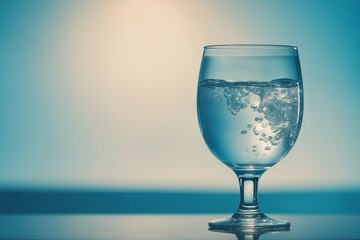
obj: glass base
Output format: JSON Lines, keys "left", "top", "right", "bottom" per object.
{"left": 209, "top": 211, "right": 290, "bottom": 232}
{"left": 209, "top": 226, "right": 290, "bottom": 240}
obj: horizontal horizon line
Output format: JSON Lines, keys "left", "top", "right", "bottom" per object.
{"left": 1, "top": 191, "right": 359, "bottom": 214}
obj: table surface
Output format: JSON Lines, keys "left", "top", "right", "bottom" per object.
{"left": 0, "top": 214, "right": 359, "bottom": 239}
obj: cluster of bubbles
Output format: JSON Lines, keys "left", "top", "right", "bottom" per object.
{"left": 241, "top": 116, "right": 277, "bottom": 154}
{"left": 223, "top": 87, "right": 251, "bottom": 115}
{"left": 223, "top": 79, "right": 300, "bottom": 156}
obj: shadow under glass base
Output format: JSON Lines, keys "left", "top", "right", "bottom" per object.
{"left": 209, "top": 211, "right": 290, "bottom": 232}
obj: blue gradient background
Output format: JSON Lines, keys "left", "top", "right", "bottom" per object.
{"left": 1, "top": 0, "right": 360, "bottom": 192}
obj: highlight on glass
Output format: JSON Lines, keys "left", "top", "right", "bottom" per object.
{"left": 197, "top": 44, "right": 303, "bottom": 230}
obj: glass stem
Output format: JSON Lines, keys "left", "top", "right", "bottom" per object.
{"left": 238, "top": 176, "right": 260, "bottom": 212}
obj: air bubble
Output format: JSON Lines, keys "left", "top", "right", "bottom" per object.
{"left": 230, "top": 109, "right": 238, "bottom": 115}
{"left": 265, "top": 146, "right": 271, "bottom": 151}
{"left": 255, "top": 116, "right": 263, "bottom": 122}
{"left": 253, "top": 127, "right": 260, "bottom": 135}
{"left": 250, "top": 104, "right": 257, "bottom": 109}
{"left": 241, "top": 130, "right": 247, "bottom": 134}
{"left": 269, "top": 138, "right": 278, "bottom": 146}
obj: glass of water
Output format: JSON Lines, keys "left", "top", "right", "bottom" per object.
{"left": 197, "top": 44, "right": 303, "bottom": 230}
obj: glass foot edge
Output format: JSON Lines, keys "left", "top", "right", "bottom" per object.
{"left": 209, "top": 213, "right": 290, "bottom": 232}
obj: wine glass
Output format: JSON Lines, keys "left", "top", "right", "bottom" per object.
{"left": 197, "top": 44, "right": 303, "bottom": 230}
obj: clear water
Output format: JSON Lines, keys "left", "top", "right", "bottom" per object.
{"left": 197, "top": 78, "right": 302, "bottom": 170}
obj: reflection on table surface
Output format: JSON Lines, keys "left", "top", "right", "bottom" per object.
{"left": 0, "top": 214, "right": 359, "bottom": 239}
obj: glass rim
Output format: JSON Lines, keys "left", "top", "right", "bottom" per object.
{"left": 203, "top": 44, "right": 298, "bottom": 57}
{"left": 204, "top": 44, "right": 298, "bottom": 50}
